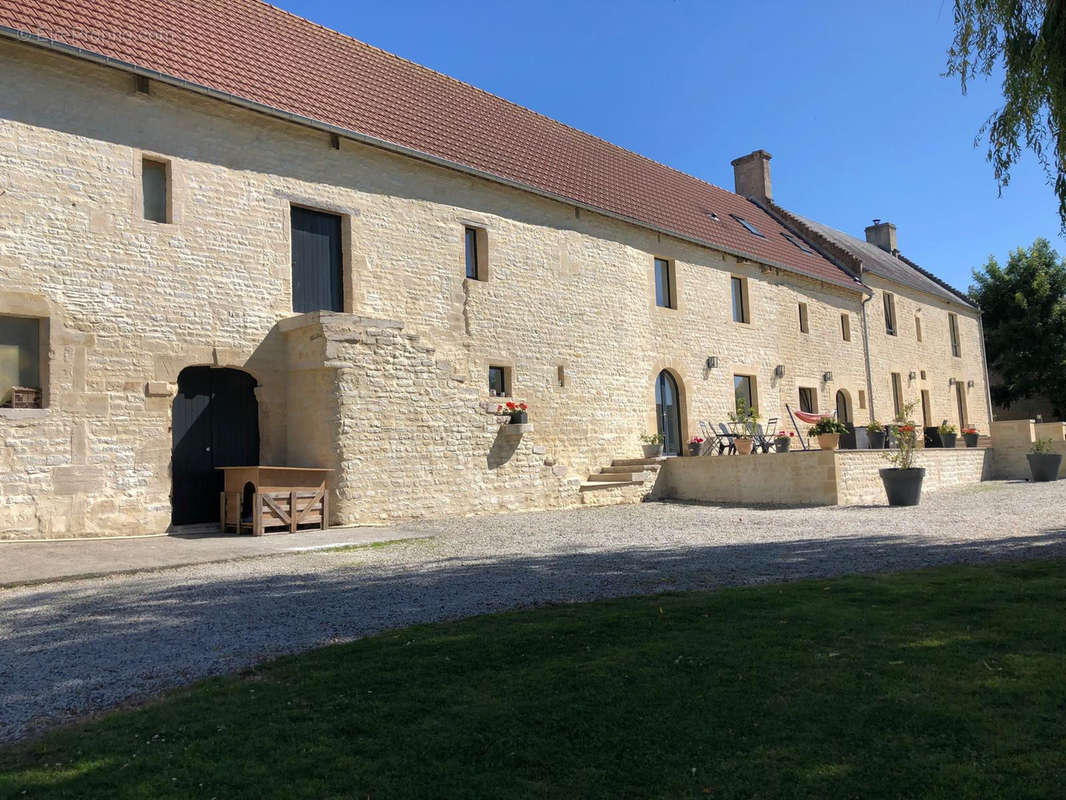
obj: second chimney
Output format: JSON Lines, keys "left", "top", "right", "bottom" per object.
{"left": 865, "top": 219, "right": 898, "bottom": 254}
{"left": 731, "top": 149, "right": 773, "bottom": 202}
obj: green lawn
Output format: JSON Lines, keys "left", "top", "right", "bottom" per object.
{"left": 4, "top": 560, "right": 1066, "bottom": 799}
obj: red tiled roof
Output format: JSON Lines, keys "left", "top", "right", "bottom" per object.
{"left": 0, "top": 0, "right": 863, "bottom": 290}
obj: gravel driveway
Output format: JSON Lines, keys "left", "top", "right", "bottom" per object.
{"left": 3, "top": 479, "right": 1066, "bottom": 744}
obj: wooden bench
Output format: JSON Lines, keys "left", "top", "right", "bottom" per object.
{"left": 217, "top": 466, "right": 331, "bottom": 536}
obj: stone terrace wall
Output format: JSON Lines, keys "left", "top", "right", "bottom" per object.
{"left": 656, "top": 448, "right": 992, "bottom": 507}
{"left": 990, "top": 419, "right": 1066, "bottom": 480}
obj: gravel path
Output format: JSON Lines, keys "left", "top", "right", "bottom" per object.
{"left": 3, "top": 479, "right": 1066, "bottom": 744}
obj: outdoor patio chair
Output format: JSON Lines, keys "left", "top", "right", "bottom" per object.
{"left": 699, "top": 421, "right": 729, "bottom": 455}
{"left": 752, "top": 424, "right": 774, "bottom": 454}
{"left": 717, "top": 423, "right": 739, "bottom": 454}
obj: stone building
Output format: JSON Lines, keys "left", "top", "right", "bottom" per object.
{"left": 0, "top": 0, "right": 991, "bottom": 538}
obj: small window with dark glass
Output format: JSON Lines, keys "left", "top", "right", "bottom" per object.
{"left": 798, "top": 302, "right": 809, "bottom": 333}
{"left": 141, "top": 158, "right": 168, "bottom": 223}
{"left": 731, "top": 276, "right": 749, "bottom": 323}
{"left": 883, "top": 292, "right": 897, "bottom": 336}
{"left": 798, "top": 387, "right": 816, "bottom": 414}
{"left": 948, "top": 313, "right": 961, "bottom": 357}
{"left": 488, "top": 365, "right": 507, "bottom": 396}
{"left": 654, "top": 257, "right": 674, "bottom": 308}
{"left": 465, "top": 227, "right": 480, "bottom": 280}
{"left": 730, "top": 214, "right": 765, "bottom": 238}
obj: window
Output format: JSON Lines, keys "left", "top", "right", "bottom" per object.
{"left": 291, "top": 206, "right": 344, "bottom": 313}
{"left": 920, "top": 370, "right": 927, "bottom": 380}
{"left": 858, "top": 389, "right": 866, "bottom": 410}
{"left": 798, "top": 302, "right": 809, "bottom": 334}
{"left": 915, "top": 316, "right": 922, "bottom": 342}
{"left": 891, "top": 372, "right": 904, "bottom": 419}
{"left": 0, "top": 316, "right": 42, "bottom": 408}
{"left": 883, "top": 292, "right": 897, "bottom": 336}
{"left": 841, "top": 313, "right": 851, "bottom": 341}
{"left": 948, "top": 313, "right": 961, "bottom": 357}
{"left": 782, "top": 232, "right": 816, "bottom": 254}
{"left": 654, "top": 257, "right": 675, "bottom": 309}
{"left": 488, "top": 365, "right": 509, "bottom": 397}
{"left": 734, "top": 375, "right": 756, "bottom": 413}
{"left": 798, "top": 387, "right": 816, "bottom": 414}
{"left": 730, "top": 214, "right": 765, "bottom": 238}
{"left": 141, "top": 158, "right": 168, "bottom": 223}
{"left": 731, "top": 276, "right": 749, "bottom": 323}
{"left": 921, "top": 390, "right": 932, "bottom": 428}
{"left": 465, "top": 227, "right": 481, "bottom": 280}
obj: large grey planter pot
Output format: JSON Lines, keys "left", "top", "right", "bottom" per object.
{"left": 880, "top": 467, "right": 926, "bottom": 506}
{"left": 642, "top": 444, "right": 664, "bottom": 458}
{"left": 774, "top": 440, "right": 791, "bottom": 453}
{"left": 508, "top": 411, "right": 528, "bottom": 425}
{"left": 963, "top": 433, "right": 979, "bottom": 448}
{"left": 939, "top": 432, "right": 957, "bottom": 449}
{"left": 867, "top": 430, "right": 886, "bottom": 449}
{"left": 1027, "top": 453, "right": 1062, "bottom": 482}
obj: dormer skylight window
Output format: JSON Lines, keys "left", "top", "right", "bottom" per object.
{"left": 730, "top": 214, "right": 765, "bottom": 238}
{"left": 781, "top": 232, "right": 815, "bottom": 254}
{"left": 704, "top": 210, "right": 721, "bottom": 222}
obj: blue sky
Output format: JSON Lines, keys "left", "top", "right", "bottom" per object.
{"left": 278, "top": 0, "right": 1064, "bottom": 291}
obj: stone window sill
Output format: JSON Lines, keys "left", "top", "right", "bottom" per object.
{"left": 0, "top": 407, "right": 51, "bottom": 419}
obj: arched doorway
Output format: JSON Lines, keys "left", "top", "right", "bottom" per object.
{"left": 172, "top": 367, "right": 259, "bottom": 525}
{"left": 835, "top": 389, "right": 852, "bottom": 424}
{"left": 655, "top": 370, "right": 683, "bottom": 456}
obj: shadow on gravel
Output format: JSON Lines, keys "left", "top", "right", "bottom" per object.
{"left": 4, "top": 527, "right": 1066, "bottom": 743}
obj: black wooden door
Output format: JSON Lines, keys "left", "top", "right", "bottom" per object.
{"left": 291, "top": 206, "right": 343, "bottom": 313}
{"left": 172, "top": 367, "right": 259, "bottom": 525}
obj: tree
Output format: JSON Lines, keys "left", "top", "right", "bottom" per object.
{"left": 946, "top": 1, "right": 1066, "bottom": 230}
{"left": 970, "top": 238, "right": 1066, "bottom": 415}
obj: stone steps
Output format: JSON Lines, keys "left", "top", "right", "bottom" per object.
{"left": 585, "top": 470, "right": 649, "bottom": 482}
{"left": 578, "top": 479, "right": 645, "bottom": 491}
{"left": 600, "top": 463, "right": 662, "bottom": 474}
{"left": 609, "top": 456, "right": 672, "bottom": 468}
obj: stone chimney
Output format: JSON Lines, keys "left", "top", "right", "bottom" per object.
{"left": 865, "top": 219, "right": 898, "bottom": 254}
{"left": 731, "top": 149, "right": 773, "bottom": 202}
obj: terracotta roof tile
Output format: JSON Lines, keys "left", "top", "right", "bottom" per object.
{"left": 0, "top": 0, "right": 864, "bottom": 290}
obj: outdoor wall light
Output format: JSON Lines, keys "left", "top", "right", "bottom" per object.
{"left": 705, "top": 356, "right": 718, "bottom": 369}
{"left": 774, "top": 364, "right": 785, "bottom": 378}
{"left": 908, "top": 371, "right": 917, "bottom": 380}
{"left": 822, "top": 371, "right": 833, "bottom": 382}
{"left": 967, "top": 379, "right": 975, "bottom": 388}
{"left": 948, "top": 378, "right": 956, "bottom": 385}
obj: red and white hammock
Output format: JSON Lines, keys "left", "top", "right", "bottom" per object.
{"left": 785, "top": 404, "right": 837, "bottom": 450}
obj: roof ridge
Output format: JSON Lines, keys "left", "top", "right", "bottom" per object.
{"left": 895, "top": 252, "right": 976, "bottom": 308}
{"left": 251, "top": 0, "right": 733, "bottom": 197}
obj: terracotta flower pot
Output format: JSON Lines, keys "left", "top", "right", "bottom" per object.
{"left": 817, "top": 433, "right": 840, "bottom": 451}
{"left": 734, "top": 437, "right": 754, "bottom": 455}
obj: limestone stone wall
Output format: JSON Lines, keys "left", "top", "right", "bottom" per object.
{"left": 863, "top": 274, "right": 991, "bottom": 432}
{"left": 834, "top": 449, "right": 992, "bottom": 505}
{"left": 990, "top": 419, "right": 1066, "bottom": 479}
{"left": 0, "top": 38, "right": 990, "bottom": 537}
{"left": 656, "top": 448, "right": 992, "bottom": 507}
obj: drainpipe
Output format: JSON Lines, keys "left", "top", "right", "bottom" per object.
{"left": 860, "top": 291, "right": 876, "bottom": 422}
{"left": 977, "top": 312, "right": 994, "bottom": 424}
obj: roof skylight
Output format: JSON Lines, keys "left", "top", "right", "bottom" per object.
{"left": 730, "top": 214, "right": 765, "bottom": 238}
{"left": 782, "top": 232, "right": 816, "bottom": 254}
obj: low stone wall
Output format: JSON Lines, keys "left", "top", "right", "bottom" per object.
{"left": 990, "top": 419, "right": 1066, "bottom": 480}
{"left": 655, "top": 448, "right": 993, "bottom": 507}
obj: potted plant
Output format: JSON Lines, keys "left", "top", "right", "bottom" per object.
{"left": 879, "top": 401, "right": 924, "bottom": 506}
{"left": 808, "top": 417, "right": 848, "bottom": 451}
{"left": 866, "top": 420, "right": 886, "bottom": 449}
{"left": 687, "top": 436, "right": 704, "bottom": 456}
{"left": 640, "top": 432, "right": 665, "bottom": 458}
{"left": 938, "top": 422, "right": 958, "bottom": 449}
{"left": 962, "top": 426, "right": 979, "bottom": 448}
{"left": 497, "top": 401, "right": 528, "bottom": 424}
{"left": 728, "top": 400, "right": 759, "bottom": 455}
{"left": 774, "top": 430, "right": 794, "bottom": 453}
{"left": 1027, "top": 438, "right": 1062, "bottom": 482}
